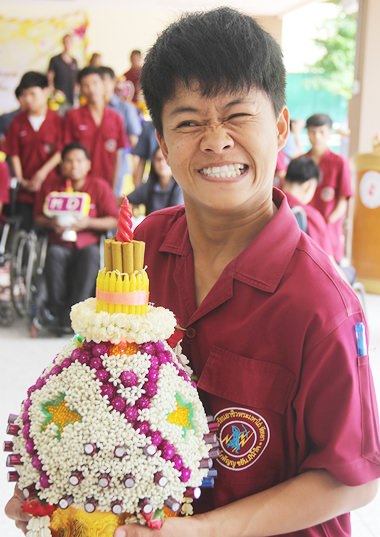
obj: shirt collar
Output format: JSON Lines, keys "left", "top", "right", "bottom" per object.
{"left": 159, "top": 188, "right": 300, "bottom": 293}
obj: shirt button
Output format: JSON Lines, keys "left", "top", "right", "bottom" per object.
{"left": 186, "top": 327, "right": 196, "bottom": 339}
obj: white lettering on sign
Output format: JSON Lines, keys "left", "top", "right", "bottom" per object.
{"left": 46, "top": 194, "right": 84, "bottom": 213}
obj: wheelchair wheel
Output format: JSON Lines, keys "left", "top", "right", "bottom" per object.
{"left": 10, "top": 230, "right": 36, "bottom": 317}
{"left": 0, "top": 303, "right": 15, "bottom": 326}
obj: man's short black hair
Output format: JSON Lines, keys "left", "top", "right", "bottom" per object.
{"left": 61, "top": 142, "right": 91, "bottom": 161}
{"left": 19, "top": 71, "right": 48, "bottom": 90}
{"left": 306, "top": 113, "right": 333, "bottom": 129}
{"left": 98, "top": 66, "right": 116, "bottom": 79}
{"left": 77, "top": 66, "right": 102, "bottom": 83}
{"left": 141, "top": 7, "right": 286, "bottom": 135}
{"left": 285, "top": 157, "right": 320, "bottom": 184}
{"left": 131, "top": 50, "right": 142, "bottom": 57}
{"left": 15, "top": 85, "right": 23, "bottom": 99}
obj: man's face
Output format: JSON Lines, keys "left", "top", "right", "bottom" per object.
{"left": 63, "top": 35, "right": 72, "bottom": 52}
{"left": 61, "top": 149, "right": 91, "bottom": 182}
{"left": 80, "top": 74, "right": 105, "bottom": 104}
{"left": 102, "top": 74, "right": 115, "bottom": 100}
{"left": 23, "top": 86, "right": 48, "bottom": 115}
{"left": 157, "top": 83, "right": 288, "bottom": 213}
{"left": 131, "top": 53, "right": 142, "bottom": 69}
{"left": 307, "top": 125, "right": 331, "bottom": 152}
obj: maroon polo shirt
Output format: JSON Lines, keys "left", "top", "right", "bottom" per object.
{"left": 0, "top": 161, "right": 10, "bottom": 204}
{"left": 4, "top": 110, "right": 62, "bottom": 204}
{"left": 134, "top": 189, "right": 380, "bottom": 537}
{"left": 306, "top": 149, "right": 353, "bottom": 262}
{"left": 34, "top": 174, "right": 119, "bottom": 249}
{"left": 63, "top": 106, "right": 127, "bottom": 186}
{"left": 284, "top": 190, "right": 333, "bottom": 256}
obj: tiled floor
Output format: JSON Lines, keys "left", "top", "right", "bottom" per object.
{"left": 1, "top": 295, "right": 379, "bottom": 536}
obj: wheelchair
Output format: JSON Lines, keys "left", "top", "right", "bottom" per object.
{"left": 9, "top": 227, "right": 114, "bottom": 337}
{"left": 0, "top": 218, "right": 20, "bottom": 326}
{"left": 9, "top": 227, "right": 48, "bottom": 336}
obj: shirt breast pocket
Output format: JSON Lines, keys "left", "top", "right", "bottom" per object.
{"left": 197, "top": 346, "right": 295, "bottom": 415}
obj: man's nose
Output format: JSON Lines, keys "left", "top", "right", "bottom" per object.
{"left": 199, "top": 124, "right": 234, "bottom": 153}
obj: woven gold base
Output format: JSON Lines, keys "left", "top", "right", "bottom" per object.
{"left": 50, "top": 507, "right": 133, "bottom": 537}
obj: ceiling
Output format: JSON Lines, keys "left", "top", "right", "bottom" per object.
{"left": 35, "top": 0, "right": 320, "bottom": 17}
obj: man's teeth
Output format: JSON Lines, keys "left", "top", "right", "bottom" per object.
{"left": 199, "top": 164, "right": 246, "bottom": 178}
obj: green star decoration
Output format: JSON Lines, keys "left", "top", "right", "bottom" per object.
{"left": 41, "top": 393, "right": 82, "bottom": 440}
{"left": 166, "top": 393, "right": 196, "bottom": 437}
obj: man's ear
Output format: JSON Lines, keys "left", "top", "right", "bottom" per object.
{"left": 156, "top": 131, "right": 169, "bottom": 164}
{"left": 277, "top": 106, "right": 290, "bottom": 151}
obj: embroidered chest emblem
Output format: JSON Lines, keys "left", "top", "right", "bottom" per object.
{"left": 215, "top": 407, "right": 270, "bottom": 471}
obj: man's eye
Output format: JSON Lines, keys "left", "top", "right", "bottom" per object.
{"left": 176, "top": 121, "right": 198, "bottom": 128}
{"left": 226, "top": 113, "right": 252, "bottom": 123}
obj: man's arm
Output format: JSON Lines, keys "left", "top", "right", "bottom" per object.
{"left": 28, "top": 152, "right": 61, "bottom": 192}
{"left": 47, "top": 69, "right": 55, "bottom": 90}
{"left": 113, "top": 470, "right": 378, "bottom": 537}
{"left": 10, "top": 155, "right": 29, "bottom": 189}
{"left": 71, "top": 214, "right": 118, "bottom": 232}
{"left": 327, "top": 196, "right": 348, "bottom": 224}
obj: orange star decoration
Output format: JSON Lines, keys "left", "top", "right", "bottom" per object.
{"left": 166, "top": 393, "right": 195, "bottom": 437}
{"left": 41, "top": 393, "right": 82, "bottom": 440}
{"left": 110, "top": 342, "right": 139, "bottom": 356}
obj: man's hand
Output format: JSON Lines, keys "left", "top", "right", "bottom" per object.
{"left": 4, "top": 486, "right": 31, "bottom": 535}
{"left": 114, "top": 516, "right": 202, "bottom": 537}
{"left": 28, "top": 170, "right": 47, "bottom": 192}
{"left": 71, "top": 216, "right": 90, "bottom": 231}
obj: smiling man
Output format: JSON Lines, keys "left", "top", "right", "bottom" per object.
{"left": 5, "top": 7, "right": 380, "bottom": 537}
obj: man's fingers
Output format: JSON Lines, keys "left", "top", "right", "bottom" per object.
{"left": 15, "top": 520, "right": 28, "bottom": 534}
{"left": 4, "top": 492, "right": 31, "bottom": 523}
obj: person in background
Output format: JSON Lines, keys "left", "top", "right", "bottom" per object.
{"left": 4, "top": 71, "right": 62, "bottom": 230}
{"left": 0, "top": 86, "right": 27, "bottom": 146}
{"left": 0, "top": 152, "right": 10, "bottom": 219}
{"left": 64, "top": 66, "right": 127, "bottom": 188}
{"left": 47, "top": 34, "right": 78, "bottom": 107}
{"left": 128, "top": 146, "right": 183, "bottom": 215}
{"left": 131, "top": 120, "right": 158, "bottom": 186}
{"left": 304, "top": 113, "right": 353, "bottom": 263}
{"left": 123, "top": 49, "right": 142, "bottom": 103}
{"left": 100, "top": 66, "right": 143, "bottom": 196}
{"left": 283, "top": 118, "right": 304, "bottom": 164}
{"left": 88, "top": 52, "right": 103, "bottom": 68}
{"left": 283, "top": 156, "right": 333, "bottom": 255}
{"left": 33, "top": 142, "right": 119, "bottom": 333}
{"left": 99, "top": 66, "right": 142, "bottom": 149}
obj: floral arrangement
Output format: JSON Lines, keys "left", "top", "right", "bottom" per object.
{"left": 5, "top": 198, "right": 218, "bottom": 536}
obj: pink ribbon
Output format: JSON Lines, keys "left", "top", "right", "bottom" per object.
{"left": 96, "top": 290, "right": 149, "bottom": 305}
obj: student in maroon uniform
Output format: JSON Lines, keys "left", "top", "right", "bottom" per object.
{"left": 64, "top": 67, "right": 127, "bottom": 189}
{"left": 33, "top": 142, "right": 118, "bottom": 332}
{"left": 5, "top": 72, "right": 62, "bottom": 229}
{"left": 0, "top": 155, "right": 10, "bottom": 220}
{"left": 283, "top": 156, "right": 333, "bottom": 255}
{"left": 6, "top": 8, "right": 379, "bottom": 537}
{"left": 123, "top": 49, "right": 143, "bottom": 103}
{"left": 304, "top": 113, "right": 353, "bottom": 263}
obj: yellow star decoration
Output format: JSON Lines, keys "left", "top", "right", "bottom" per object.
{"left": 41, "top": 393, "right": 82, "bottom": 440}
{"left": 166, "top": 393, "right": 195, "bottom": 437}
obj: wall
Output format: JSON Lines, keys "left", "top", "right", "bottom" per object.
{"left": 0, "top": 2, "right": 282, "bottom": 87}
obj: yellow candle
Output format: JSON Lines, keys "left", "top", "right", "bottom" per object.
{"left": 136, "top": 272, "right": 143, "bottom": 315}
{"left": 96, "top": 270, "right": 104, "bottom": 312}
{"left": 114, "top": 273, "right": 123, "bottom": 313}
{"left": 122, "top": 274, "right": 130, "bottom": 314}
{"left": 129, "top": 272, "right": 137, "bottom": 315}
{"left": 108, "top": 272, "right": 117, "bottom": 314}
